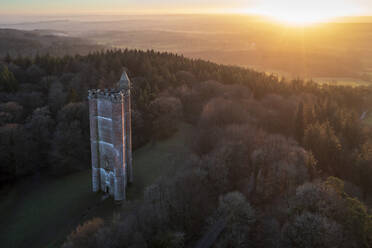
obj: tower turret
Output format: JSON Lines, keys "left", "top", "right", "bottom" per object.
{"left": 117, "top": 70, "right": 131, "bottom": 90}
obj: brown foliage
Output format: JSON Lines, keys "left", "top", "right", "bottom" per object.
{"left": 63, "top": 218, "right": 104, "bottom": 248}
{"left": 200, "top": 98, "right": 249, "bottom": 128}
{"left": 150, "top": 95, "right": 182, "bottom": 140}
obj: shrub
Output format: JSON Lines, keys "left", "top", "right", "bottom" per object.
{"left": 63, "top": 218, "right": 104, "bottom": 248}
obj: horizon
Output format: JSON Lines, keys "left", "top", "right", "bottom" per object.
{"left": 1, "top": 13, "right": 372, "bottom": 26}
{"left": 2, "top": 0, "right": 372, "bottom": 24}
{"left": 2, "top": 1, "right": 372, "bottom": 248}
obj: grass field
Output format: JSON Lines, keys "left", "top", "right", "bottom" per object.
{"left": 0, "top": 123, "right": 192, "bottom": 248}
{"left": 259, "top": 68, "right": 372, "bottom": 87}
{"left": 363, "top": 113, "right": 372, "bottom": 126}
{"left": 312, "top": 77, "right": 372, "bottom": 87}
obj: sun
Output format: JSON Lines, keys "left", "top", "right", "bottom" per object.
{"left": 265, "top": 11, "right": 331, "bottom": 26}
{"left": 243, "top": 0, "right": 362, "bottom": 26}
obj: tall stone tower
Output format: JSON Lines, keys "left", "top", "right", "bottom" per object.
{"left": 88, "top": 71, "right": 133, "bottom": 201}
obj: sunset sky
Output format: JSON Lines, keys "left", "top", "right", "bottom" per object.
{"left": 1, "top": 0, "right": 372, "bottom": 19}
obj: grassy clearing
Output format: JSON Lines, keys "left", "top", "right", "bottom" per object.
{"left": 312, "top": 77, "right": 371, "bottom": 87}
{"left": 128, "top": 123, "right": 192, "bottom": 198}
{"left": 0, "top": 171, "right": 105, "bottom": 248}
{"left": 363, "top": 113, "right": 372, "bottom": 127}
{"left": 0, "top": 123, "right": 192, "bottom": 248}
{"left": 257, "top": 68, "right": 372, "bottom": 87}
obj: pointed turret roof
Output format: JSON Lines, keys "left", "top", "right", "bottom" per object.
{"left": 117, "top": 70, "right": 131, "bottom": 90}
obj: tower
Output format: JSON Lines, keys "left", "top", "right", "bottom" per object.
{"left": 88, "top": 71, "right": 133, "bottom": 201}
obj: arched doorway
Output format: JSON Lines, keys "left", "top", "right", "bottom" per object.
{"left": 103, "top": 156, "right": 111, "bottom": 171}
{"left": 101, "top": 155, "right": 114, "bottom": 195}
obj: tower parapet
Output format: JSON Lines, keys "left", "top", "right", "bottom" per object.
{"left": 88, "top": 89, "right": 129, "bottom": 102}
{"left": 88, "top": 71, "right": 133, "bottom": 201}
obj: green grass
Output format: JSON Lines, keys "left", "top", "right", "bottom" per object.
{"left": 0, "top": 123, "right": 192, "bottom": 248}
{"left": 128, "top": 123, "right": 192, "bottom": 198}
{"left": 0, "top": 171, "right": 104, "bottom": 248}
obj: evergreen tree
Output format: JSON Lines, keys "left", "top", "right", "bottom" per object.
{"left": 0, "top": 65, "right": 18, "bottom": 92}
{"left": 295, "top": 102, "right": 305, "bottom": 143}
{"left": 303, "top": 122, "right": 342, "bottom": 175}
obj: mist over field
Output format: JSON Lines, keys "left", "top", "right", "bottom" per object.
{"left": 2, "top": 15, "right": 372, "bottom": 84}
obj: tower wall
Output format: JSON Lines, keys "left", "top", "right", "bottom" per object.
{"left": 112, "top": 93, "right": 126, "bottom": 201}
{"left": 124, "top": 91, "right": 133, "bottom": 183}
{"left": 89, "top": 90, "right": 127, "bottom": 200}
{"left": 97, "top": 98, "right": 113, "bottom": 161}
{"left": 88, "top": 71, "right": 132, "bottom": 202}
{"left": 88, "top": 96, "right": 100, "bottom": 192}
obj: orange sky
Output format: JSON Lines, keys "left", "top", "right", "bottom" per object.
{"left": 1, "top": 0, "right": 371, "bottom": 19}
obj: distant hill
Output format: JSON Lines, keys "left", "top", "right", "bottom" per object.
{"left": 2, "top": 14, "right": 372, "bottom": 81}
{"left": 0, "top": 29, "right": 104, "bottom": 57}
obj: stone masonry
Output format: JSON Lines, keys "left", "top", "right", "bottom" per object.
{"left": 88, "top": 71, "right": 133, "bottom": 201}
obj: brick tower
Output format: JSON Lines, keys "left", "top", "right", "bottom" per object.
{"left": 88, "top": 71, "right": 133, "bottom": 201}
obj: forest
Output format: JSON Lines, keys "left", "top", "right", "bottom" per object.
{"left": 0, "top": 29, "right": 103, "bottom": 57}
{"left": 5, "top": 16, "right": 372, "bottom": 82}
{"left": 0, "top": 49, "right": 372, "bottom": 247}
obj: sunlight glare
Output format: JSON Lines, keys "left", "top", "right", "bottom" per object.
{"left": 244, "top": 0, "right": 363, "bottom": 26}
